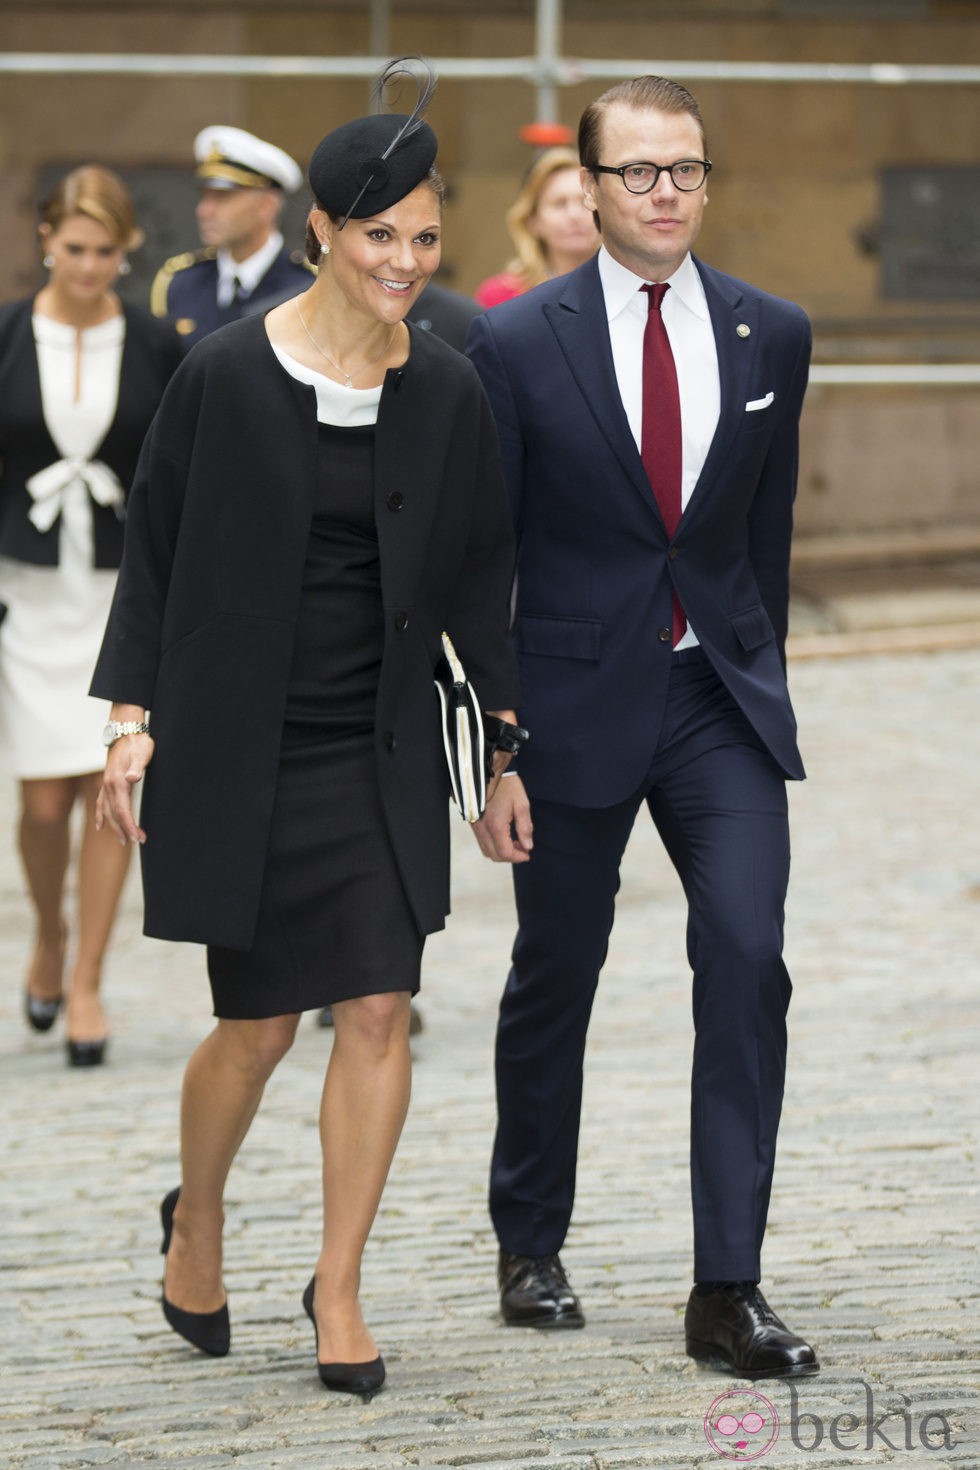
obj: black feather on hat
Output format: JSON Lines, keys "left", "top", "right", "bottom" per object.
{"left": 309, "top": 55, "right": 438, "bottom": 228}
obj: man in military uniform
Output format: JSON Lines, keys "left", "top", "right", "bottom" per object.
{"left": 151, "top": 125, "right": 311, "bottom": 347}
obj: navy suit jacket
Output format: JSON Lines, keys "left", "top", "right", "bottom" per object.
{"left": 154, "top": 246, "right": 312, "bottom": 347}
{"left": 466, "top": 253, "right": 811, "bottom": 805}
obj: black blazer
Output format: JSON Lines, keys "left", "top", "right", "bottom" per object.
{"left": 91, "top": 315, "right": 519, "bottom": 950}
{"left": 0, "top": 298, "right": 183, "bottom": 567}
{"left": 467, "top": 254, "right": 811, "bottom": 803}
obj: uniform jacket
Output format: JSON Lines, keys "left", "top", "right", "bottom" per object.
{"left": 0, "top": 299, "right": 182, "bottom": 567}
{"left": 91, "top": 315, "right": 519, "bottom": 950}
{"left": 465, "top": 253, "right": 811, "bottom": 804}
{"left": 152, "top": 245, "right": 313, "bottom": 346}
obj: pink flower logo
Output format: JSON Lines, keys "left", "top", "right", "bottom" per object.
{"left": 704, "top": 1388, "right": 780, "bottom": 1461}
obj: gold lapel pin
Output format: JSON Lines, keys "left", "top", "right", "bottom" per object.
{"left": 736, "top": 323, "right": 751, "bottom": 339}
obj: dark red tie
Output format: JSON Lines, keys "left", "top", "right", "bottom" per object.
{"left": 641, "top": 282, "right": 686, "bottom": 645}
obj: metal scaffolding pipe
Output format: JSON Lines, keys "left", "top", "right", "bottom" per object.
{"left": 809, "top": 365, "right": 980, "bottom": 386}
{"left": 0, "top": 53, "right": 540, "bottom": 80}
{"left": 369, "top": 0, "right": 390, "bottom": 59}
{"left": 535, "top": 0, "right": 562, "bottom": 121}
{"left": 566, "top": 59, "right": 980, "bottom": 86}
{"left": 0, "top": 54, "right": 978, "bottom": 86}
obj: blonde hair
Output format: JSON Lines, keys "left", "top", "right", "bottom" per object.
{"left": 41, "top": 165, "right": 140, "bottom": 249}
{"left": 503, "top": 147, "right": 587, "bottom": 291}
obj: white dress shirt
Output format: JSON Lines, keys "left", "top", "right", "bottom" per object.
{"left": 216, "top": 230, "right": 285, "bottom": 307}
{"left": 597, "top": 246, "right": 720, "bottom": 649}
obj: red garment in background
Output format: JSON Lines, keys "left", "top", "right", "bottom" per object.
{"left": 474, "top": 272, "right": 526, "bottom": 309}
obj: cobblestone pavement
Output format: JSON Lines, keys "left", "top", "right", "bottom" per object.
{"left": 1, "top": 650, "right": 977, "bottom": 1470}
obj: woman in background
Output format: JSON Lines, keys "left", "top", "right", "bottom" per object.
{"left": 0, "top": 165, "right": 181, "bottom": 1064}
{"left": 474, "top": 146, "right": 597, "bottom": 308}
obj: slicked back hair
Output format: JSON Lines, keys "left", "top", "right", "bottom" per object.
{"left": 578, "top": 76, "right": 708, "bottom": 176}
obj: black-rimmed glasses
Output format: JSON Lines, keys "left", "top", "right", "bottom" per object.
{"left": 592, "top": 159, "right": 712, "bottom": 193}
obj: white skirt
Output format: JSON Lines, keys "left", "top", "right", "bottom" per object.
{"left": 0, "top": 483, "right": 113, "bottom": 780}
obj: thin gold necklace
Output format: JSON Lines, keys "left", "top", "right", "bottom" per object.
{"left": 294, "top": 298, "right": 396, "bottom": 389}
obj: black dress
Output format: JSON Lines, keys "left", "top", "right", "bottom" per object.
{"left": 206, "top": 419, "right": 423, "bottom": 1019}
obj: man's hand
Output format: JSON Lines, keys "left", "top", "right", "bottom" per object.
{"left": 472, "top": 772, "right": 533, "bottom": 864}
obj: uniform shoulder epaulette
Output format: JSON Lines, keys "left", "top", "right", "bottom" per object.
{"left": 150, "top": 247, "right": 219, "bottom": 317}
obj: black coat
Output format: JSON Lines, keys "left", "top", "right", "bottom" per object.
{"left": 91, "top": 314, "right": 519, "bottom": 949}
{"left": 0, "top": 298, "right": 183, "bottom": 567}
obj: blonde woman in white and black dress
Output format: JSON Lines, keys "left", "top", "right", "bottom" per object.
{"left": 0, "top": 166, "right": 181, "bottom": 1065}
{"left": 93, "top": 64, "right": 521, "bottom": 1395}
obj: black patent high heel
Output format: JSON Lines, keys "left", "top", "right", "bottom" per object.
{"left": 25, "top": 990, "right": 62, "bottom": 1033}
{"left": 160, "top": 1187, "right": 230, "bottom": 1357}
{"left": 302, "top": 1277, "right": 385, "bottom": 1397}
{"left": 66, "top": 1037, "right": 107, "bottom": 1067}
{"left": 24, "top": 931, "right": 66, "bottom": 1033}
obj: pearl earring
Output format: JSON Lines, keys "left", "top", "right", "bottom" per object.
{"left": 320, "top": 242, "right": 330, "bottom": 256}
{"left": 118, "top": 259, "right": 131, "bottom": 276}
{"left": 43, "top": 254, "right": 55, "bottom": 269}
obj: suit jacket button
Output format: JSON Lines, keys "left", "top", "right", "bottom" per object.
{"left": 658, "top": 627, "right": 672, "bottom": 642}
{"left": 668, "top": 546, "right": 679, "bottom": 560}
{"left": 394, "top": 612, "right": 409, "bottom": 631}
{"left": 385, "top": 732, "right": 396, "bottom": 752}
{"left": 387, "top": 490, "right": 405, "bottom": 511}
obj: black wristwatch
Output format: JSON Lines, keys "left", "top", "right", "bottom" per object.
{"left": 484, "top": 714, "right": 529, "bottom": 777}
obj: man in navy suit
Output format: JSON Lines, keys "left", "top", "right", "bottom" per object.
{"left": 466, "top": 75, "right": 818, "bottom": 1380}
{"left": 151, "top": 126, "right": 311, "bottom": 347}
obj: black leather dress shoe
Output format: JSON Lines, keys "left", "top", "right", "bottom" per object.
{"left": 685, "top": 1282, "right": 819, "bottom": 1379}
{"left": 498, "top": 1249, "right": 585, "bottom": 1329}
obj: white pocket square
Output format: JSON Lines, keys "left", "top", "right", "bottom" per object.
{"left": 745, "top": 392, "right": 775, "bottom": 412}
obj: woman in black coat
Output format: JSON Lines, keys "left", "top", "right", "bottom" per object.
{"left": 93, "top": 81, "right": 519, "bottom": 1395}
{"left": 0, "top": 165, "right": 181, "bottom": 1065}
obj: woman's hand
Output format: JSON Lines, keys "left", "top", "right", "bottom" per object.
{"left": 471, "top": 771, "right": 533, "bottom": 864}
{"left": 96, "top": 725, "right": 155, "bottom": 845}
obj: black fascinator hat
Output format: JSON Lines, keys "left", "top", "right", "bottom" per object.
{"left": 309, "top": 55, "right": 438, "bottom": 227}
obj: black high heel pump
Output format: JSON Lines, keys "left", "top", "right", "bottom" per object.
{"left": 302, "top": 1277, "right": 385, "bottom": 1397}
{"left": 66, "top": 1037, "right": 107, "bottom": 1067}
{"left": 160, "top": 1187, "right": 230, "bottom": 1357}
{"left": 25, "top": 990, "right": 62, "bottom": 1033}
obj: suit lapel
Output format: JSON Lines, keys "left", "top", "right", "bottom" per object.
{"left": 543, "top": 260, "right": 661, "bottom": 527}
{"left": 679, "top": 259, "right": 759, "bottom": 530}
{"left": 542, "top": 256, "right": 764, "bottom": 535}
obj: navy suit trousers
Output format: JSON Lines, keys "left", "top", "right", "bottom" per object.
{"left": 490, "top": 650, "right": 793, "bottom": 1282}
